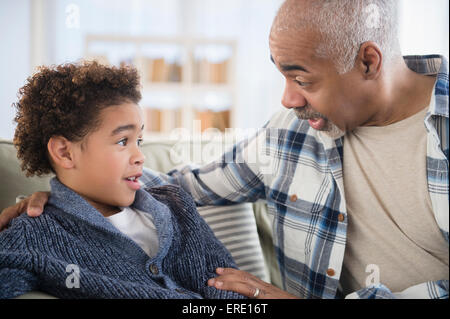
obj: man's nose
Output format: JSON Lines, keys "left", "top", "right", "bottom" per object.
{"left": 281, "top": 80, "right": 307, "bottom": 109}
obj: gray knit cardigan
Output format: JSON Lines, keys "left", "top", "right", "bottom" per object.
{"left": 0, "top": 178, "right": 244, "bottom": 299}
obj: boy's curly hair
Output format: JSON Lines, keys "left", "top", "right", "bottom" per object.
{"left": 13, "top": 61, "right": 142, "bottom": 177}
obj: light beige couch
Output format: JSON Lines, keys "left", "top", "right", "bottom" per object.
{"left": 0, "top": 137, "right": 281, "bottom": 298}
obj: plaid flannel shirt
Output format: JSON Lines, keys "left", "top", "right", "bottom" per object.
{"left": 141, "top": 55, "right": 449, "bottom": 299}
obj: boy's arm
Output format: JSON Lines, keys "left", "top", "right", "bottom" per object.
{"left": 0, "top": 221, "right": 39, "bottom": 298}
{"left": 147, "top": 185, "right": 246, "bottom": 299}
{"left": 192, "top": 208, "right": 247, "bottom": 299}
{"left": 0, "top": 269, "right": 39, "bottom": 299}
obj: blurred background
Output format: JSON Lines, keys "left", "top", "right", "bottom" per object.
{"left": 0, "top": 0, "right": 448, "bottom": 140}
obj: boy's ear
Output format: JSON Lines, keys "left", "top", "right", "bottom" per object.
{"left": 47, "top": 136, "right": 76, "bottom": 169}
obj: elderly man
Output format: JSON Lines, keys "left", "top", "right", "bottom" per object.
{"left": 1, "top": 0, "right": 448, "bottom": 299}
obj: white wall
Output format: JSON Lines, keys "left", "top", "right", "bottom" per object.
{"left": 0, "top": 0, "right": 30, "bottom": 140}
{"left": 398, "top": 0, "right": 449, "bottom": 58}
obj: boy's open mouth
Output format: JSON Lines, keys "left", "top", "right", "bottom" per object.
{"left": 124, "top": 173, "right": 142, "bottom": 190}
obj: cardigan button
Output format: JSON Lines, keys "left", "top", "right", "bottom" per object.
{"left": 326, "top": 268, "right": 335, "bottom": 277}
{"left": 149, "top": 264, "right": 159, "bottom": 275}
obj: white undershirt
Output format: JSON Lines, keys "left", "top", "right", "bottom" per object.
{"left": 106, "top": 207, "right": 159, "bottom": 258}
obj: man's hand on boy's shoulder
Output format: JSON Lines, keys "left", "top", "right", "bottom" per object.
{"left": 0, "top": 191, "right": 49, "bottom": 230}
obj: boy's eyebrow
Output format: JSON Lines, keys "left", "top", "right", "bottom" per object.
{"left": 111, "top": 124, "right": 144, "bottom": 136}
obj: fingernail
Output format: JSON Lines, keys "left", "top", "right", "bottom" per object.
{"left": 215, "top": 281, "right": 223, "bottom": 288}
{"left": 208, "top": 278, "right": 215, "bottom": 286}
{"left": 28, "top": 207, "right": 40, "bottom": 216}
{"left": 216, "top": 267, "right": 224, "bottom": 274}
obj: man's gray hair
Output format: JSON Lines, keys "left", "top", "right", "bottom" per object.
{"left": 272, "top": 0, "right": 401, "bottom": 74}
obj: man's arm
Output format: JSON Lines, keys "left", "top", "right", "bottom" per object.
{"left": 141, "top": 129, "right": 269, "bottom": 207}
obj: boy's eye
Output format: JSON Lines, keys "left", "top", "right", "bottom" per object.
{"left": 117, "top": 137, "right": 143, "bottom": 147}
{"left": 117, "top": 138, "right": 127, "bottom": 146}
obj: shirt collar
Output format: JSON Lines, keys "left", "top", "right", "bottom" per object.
{"left": 403, "top": 55, "right": 448, "bottom": 118}
{"left": 48, "top": 177, "right": 173, "bottom": 244}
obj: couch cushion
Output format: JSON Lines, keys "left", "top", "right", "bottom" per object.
{"left": 0, "top": 139, "right": 53, "bottom": 211}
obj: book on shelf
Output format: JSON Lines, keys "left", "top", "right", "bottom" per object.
{"left": 144, "top": 107, "right": 182, "bottom": 133}
{"left": 194, "top": 59, "right": 228, "bottom": 84}
{"left": 168, "top": 62, "right": 182, "bottom": 82}
{"left": 195, "top": 109, "right": 230, "bottom": 132}
{"left": 144, "top": 108, "right": 161, "bottom": 132}
{"left": 143, "top": 58, "right": 182, "bottom": 83}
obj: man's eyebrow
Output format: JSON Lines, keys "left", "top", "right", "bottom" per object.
{"left": 270, "top": 55, "right": 310, "bottom": 73}
{"left": 280, "top": 63, "right": 309, "bottom": 73}
{"left": 111, "top": 124, "right": 144, "bottom": 136}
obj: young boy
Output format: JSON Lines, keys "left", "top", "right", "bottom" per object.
{"left": 0, "top": 61, "right": 244, "bottom": 299}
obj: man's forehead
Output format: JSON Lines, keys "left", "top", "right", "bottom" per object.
{"left": 269, "top": 29, "right": 326, "bottom": 73}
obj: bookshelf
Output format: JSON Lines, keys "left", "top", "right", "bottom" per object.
{"left": 84, "top": 35, "right": 237, "bottom": 138}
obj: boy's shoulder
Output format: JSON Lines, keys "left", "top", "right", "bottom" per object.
{"left": 137, "top": 184, "right": 204, "bottom": 228}
{"left": 0, "top": 207, "right": 54, "bottom": 251}
{"left": 1, "top": 204, "right": 65, "bottom": 241}
{"left": 143, "top": 184, "right": 197, "bottom": 213}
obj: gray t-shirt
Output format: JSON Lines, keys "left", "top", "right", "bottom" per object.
{"left": 341, "top": 105, "right": 449, "bottom": 294}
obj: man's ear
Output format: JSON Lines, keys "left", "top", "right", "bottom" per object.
{"left": 355, "top": 42, "right": 383, "bottom": 79}
{"left": 47, "top": 136, "right": 77, "bottom": 170}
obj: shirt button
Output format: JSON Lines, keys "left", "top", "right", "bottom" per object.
{"left": 338, "top": 213, "right": 345, "bottom": 222}
{"left": 149, "top": 264, "right": 159, "bottom": 275}
{"left": 290, "top": 194, "right": 298, "bottom": 202}
{"left": 327, "top": 268, "right": 335, "bottom": 277}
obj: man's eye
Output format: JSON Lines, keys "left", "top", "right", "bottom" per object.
{"left": 294, "top": 79, "right": 309, "bottom": 87}
{"left": 117, "top": 138, "right": 127, "bottom": 146}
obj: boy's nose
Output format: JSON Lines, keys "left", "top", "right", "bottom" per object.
{"left": 132, "top": 148, "right": 145, "bottom": 165}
